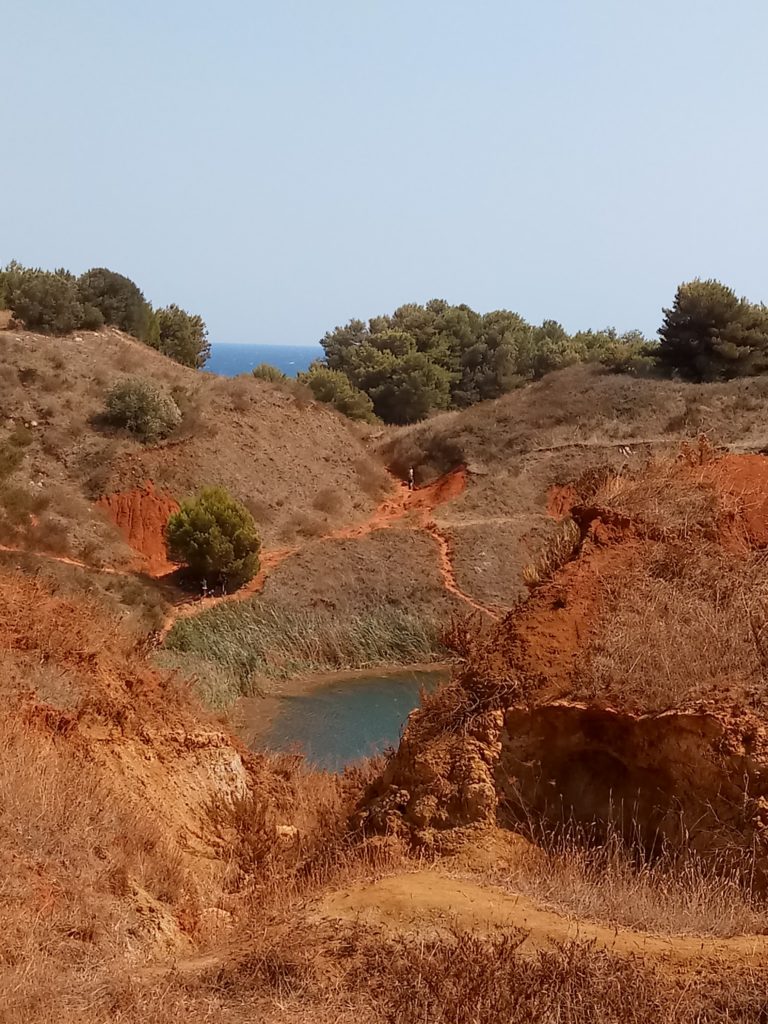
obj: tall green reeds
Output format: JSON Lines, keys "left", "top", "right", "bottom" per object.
{"left": 162, "top": 602, "right": 444, "bottom": 706}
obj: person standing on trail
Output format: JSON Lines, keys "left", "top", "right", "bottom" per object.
{"left": 408, "top": 466, "right": 415, "bottom": 491}
{"left": 201, "top": 577, "right": 208, "bottom": 600}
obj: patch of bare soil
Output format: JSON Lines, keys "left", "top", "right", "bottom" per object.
{"left": 318, "top": 869, "right": 768, "bottom": 966}
{"left": 97, "top": 481, "right": 179, "bottom": 574}
{"left": 259, "top": 528, "right": 463, "bottom": 616}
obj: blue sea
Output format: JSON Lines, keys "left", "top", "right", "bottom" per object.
{"left": 206, "top": 343, "right": 323, "bottom": 378}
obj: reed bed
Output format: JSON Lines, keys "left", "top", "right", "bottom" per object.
{"left": 163, "top": 602, "right": 444, "bottom": 705}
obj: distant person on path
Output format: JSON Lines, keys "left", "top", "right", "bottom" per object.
{"left": 201, "top": 577, "right": 208, "bottom": 600}
{"left": 408, "top": 466, "right": 415, "bottom": 491}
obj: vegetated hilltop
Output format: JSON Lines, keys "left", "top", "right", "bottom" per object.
{"left": 300, "top": 278, "right": 768, "bottom": 425}
{"left": 300, "top": 297, "right": 653, "bottom": 425}
{"left": 362, "top": 441, "right": 768, "bottom": 874}
{"left": 0, "top": 324, "right": 387, "bottom": 580}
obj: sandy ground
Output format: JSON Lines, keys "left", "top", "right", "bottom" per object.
{"left": 317, "top": 869, "right": 768, "bottom": 968}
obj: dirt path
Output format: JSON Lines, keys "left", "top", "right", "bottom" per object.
{"left": 318, "top": 870, "right": 768, "bottom": 968}
{"left": 0, "top": 465, "right": 501, "bottom": 633}
{"left": 158, "top": 466, "right": 501, "bottom": 635}
{"left": 425, "top": 520, "right": 503, "bottom": 620}
{"left": 13, "top": 437, "right": 766, "bottom": 634}
{"left": 141, "top": 866, "right": 768, "bottom": 984}
{"left": 0, "top": 543, "right": 126, "bottom": 576}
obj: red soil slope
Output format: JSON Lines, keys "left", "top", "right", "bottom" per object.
{"left": 362, "top": 449, "right": 768, "bottom": 854}
{"left": 97, "top": 482, "right": 179, "bottom": 574}
{"left": 494, "top": 451, "right": 768, "bottom": 698}
{"left": 698, "top": 453, "right": 768, "bottom": 549}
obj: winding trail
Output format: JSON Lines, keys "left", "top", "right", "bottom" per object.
{"left": 0, "top": 543, "right": 123, "bottom": 576}
{"left": 0, "top": 466, "right": 503, "bottom": 635}
{"left": 162, "top": 465, "right": 502, "bottom": 634}
{"left": 137, "top": 866, "right": 768, "bottom": 985}
{"left": 10, "top": 436, "right": 763, "bottom": 634}
{"left": 318, "top": 869, "right": 768, "bottom": 970}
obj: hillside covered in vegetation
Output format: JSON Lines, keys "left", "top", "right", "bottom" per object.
{"left": 300, "top": 279, "right": 768, "bottom": 424}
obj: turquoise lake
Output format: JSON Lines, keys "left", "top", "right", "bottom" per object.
{"left": 255, "top": 667, "right": 448, "bottom": 772}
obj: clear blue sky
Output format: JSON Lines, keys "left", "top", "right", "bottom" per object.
{"left": 3, "top": 0, "right": 767, "bottom": 345}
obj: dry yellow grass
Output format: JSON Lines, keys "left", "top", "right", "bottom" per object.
{"left": 573, "top": 543, "right": 768, "bottom": 712}
{"left": 494, "top": 821, "right": 768, "bottom": 938}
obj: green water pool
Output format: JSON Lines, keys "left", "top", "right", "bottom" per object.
{"left": 258, "top": 666, "right": 448, "bottom": 771}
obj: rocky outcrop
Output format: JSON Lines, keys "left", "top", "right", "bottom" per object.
{"left": 359, "top": 451, "right": 768, "bottom": 872}
{"left": 360, "top": 709, "right": 503, "bottom": 844}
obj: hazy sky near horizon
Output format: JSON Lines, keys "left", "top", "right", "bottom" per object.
{"left": 3, "top": 0, "right": 767, "bottom": 346}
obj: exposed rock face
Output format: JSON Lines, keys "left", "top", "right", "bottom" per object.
{"left": 363, "top": 698, "right": 768, "bottom": 865}
{"left": 97, "top": 481, "right": 179, "bottom": 574}
{"left": 359, "top": 450, "right": 768, "bottom": 872}
{"left": 496, "top": 703, "right": 768, "bottom": 854}
{"left": 361, "top": 710, "right": 503, "bottom": 843}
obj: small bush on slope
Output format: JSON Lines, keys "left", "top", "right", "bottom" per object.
{"left": 105, "top": 377, "right": 182, "bottom": 442}
{"left": 299, "top": 364, "right": 376, "bottom": 422}
{"left": 166, "top": 486, "right": 260, "bottom": 586}
{"left": 0, "top": 423, "right": 33, "bottom": 482}
{"left": 252, "top": 362, "right": 288, "bottom": 383}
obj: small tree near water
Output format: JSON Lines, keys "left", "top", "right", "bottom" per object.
{"left": 166, "top": 486, "right": 261, "bottom": 587}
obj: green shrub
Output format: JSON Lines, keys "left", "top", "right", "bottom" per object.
{"left": 3, "top": 264, "right": 85, "bottom": 334}
{"left": 105, "top": 377, "right": 181, "bottom": 442}
{"left": 298, "top": 364, "right": 376, "bottom": 422}
{"left": 599, "top": 346, "right": 658, "bottom": 376}
{"left": 77, "top": 267, "right": 153, "bottom": 339}
{"left": 79, "top": 304, "right": 105, "bottom": 330}
{"left": 153, "top": 304, "right": 211, "bottom": 368}
{"left": 166, "top": 486, "right": 260, "bottom": 586}
{"left": 252, "top": 363, "right": 288, "bottom": 383}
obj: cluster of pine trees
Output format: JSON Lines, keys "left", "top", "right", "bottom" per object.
{"left": 299, "top": 301, "right": 653, "bottom": 424}
{"left": 0, "top": 263, "right": 209, "bottom": 369}
{"left": 298, "top": 281, "right": 768, "bottom": 424}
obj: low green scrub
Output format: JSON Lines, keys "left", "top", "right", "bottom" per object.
{"left": 105, "top": 377, "right": 181, "bottom": 442}
{"left": 163, "top": 602, "right": 444, "bottom": 706}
